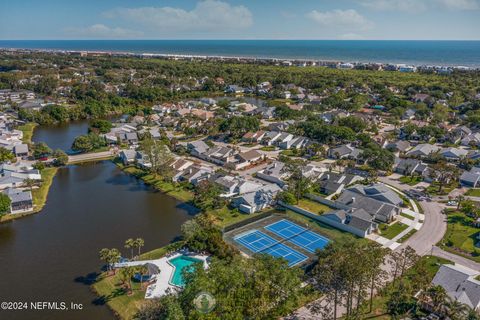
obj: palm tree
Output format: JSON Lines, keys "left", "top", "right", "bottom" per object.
{"left": 123, "top": 266, "right": 136, "bottom": 294}
{"left": 99, "top": 248, "right": 121, "bottom": 275}
{"left": 135, "top": 265, "right": 148, "bottom": 289}
{"left": 134, "top": 238, "right": 145, "bottom": 257}
{"left": 447, "top": 299, "right": 470, "bottom": 320}
{"left": 421, "top": 285, "right": 449, "bottom": 315}
{"left": 99, "top": 248, "right": 111, "bottom": 273}
{"left": 109, "top": 248, "right": 121, "bottom": 275}
{"left": 124, "top": 238, "right": 135, "bottom": 260}
{"left": 23, "top": 178, "right": 37, "bottom": 192}
{"left": 456, "top": 194, "right": 465, "bottom": 210}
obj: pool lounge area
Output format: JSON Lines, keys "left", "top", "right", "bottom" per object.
{"left": 113, "top": 250, "right": 209, "bottom": 299}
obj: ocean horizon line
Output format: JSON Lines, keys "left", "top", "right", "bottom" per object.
{"left": 1, "top": 39, "right": 479, "bottom": 67}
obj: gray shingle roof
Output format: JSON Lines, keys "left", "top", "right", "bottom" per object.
{"left": 432, "top": 264, "right": 480, "bottom": 310}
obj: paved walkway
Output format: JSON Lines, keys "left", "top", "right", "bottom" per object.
{"left": 68, "top": 150, "right": 114, "bottom": 163}
{"left": 431, "top": 246, "right": 480, "bottom": 271}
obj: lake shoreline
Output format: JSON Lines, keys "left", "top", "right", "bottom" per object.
{"left": 0, "top": 122, "right": 58, "bottom": 224}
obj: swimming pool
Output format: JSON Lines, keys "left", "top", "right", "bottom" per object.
{"left": 168, "top": 255, "right": 202, "bottom": 287}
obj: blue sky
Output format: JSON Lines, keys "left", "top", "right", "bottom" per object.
{"left": 1, "top": 0, "right": 479, "bottom": 40}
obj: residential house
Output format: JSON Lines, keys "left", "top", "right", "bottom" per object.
{"left": 460, "top": 167, "right": 480, "bottom": 188}
{"left": 261, "top": 131, "right": 282, "bottom": 146}
{"left": 235, "top": 150, "right": 264, "bottom": 168}
{"left": 175, "top": 165, "right": 213, "bottom": 185}
{"left": 394, "top": 158, "right": 428, "bottom": 176}
{"left": 336, "top": 190, "right": 401, "bottom": 222}
{"left": 256, "top": 161, "right": 290, "bottom": 187}
{"left": 301, "top": 165, "right": 327, "bottom": 181}
{"left": 232, "top": 184, "right": 281, "bottom": 214}
{"left": 402, "top": 109, "right": 416, "bottom": 120}
{"left": 279, "top": 136, "right": 310, "bottom": 150}
{"left": 187, "top": 140, "right": 210, "bottom": 157}
{"left": 3, "top": 188, "right": 33, "bottom": 213}
{"left": 440, "top": 147, "right": 469, "bottom": 161}
{"left": 384, "top": 140, "right": 411, "bottom": 153}
{"left": 13, "top": 144, "right": 29, "bottom": 158}
{"left": 242, "top": 131, "right": 266, "bottom": 143}
{"left": 213, "top": 175, "right": 262, "bottom": 197}
{"left": 119, "top": 149, "right": 137, "bottom": 165}
{"left": 225, "top": 85, "right": 244, "bottom": 94}
{"left": 462, "top": 133, "right": 480, "bottom": 147}
{"left": 328, "top": 144, "right": 363, "bottom": 161}
{"left": 347, "top": 184, "right": 403, "bottom": 206}
{"left": 431, "top": 264, "right": 480, "bottom": 312}
{"left": 0, "top": 175, "right": 24, "bottom": 190}
{"left": 316, "top": 172, "right": 363, "bottom": 196}
{"left": 323, "top": 208, "right": 378, "bottom": 238}
{"left": 406, "top": 144, "right": 442, "bottom": 158}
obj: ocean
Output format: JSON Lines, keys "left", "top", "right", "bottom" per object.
{"left": 0, "top": 40, "right": 479, "bottom": 67}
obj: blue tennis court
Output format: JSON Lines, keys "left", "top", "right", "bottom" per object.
{"left": 234, "top": 230, "right": 307, "bottom": 266}
{"left": 265, "top": 219, "right": 330, "bottom": 253}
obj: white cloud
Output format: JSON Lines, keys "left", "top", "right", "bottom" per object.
{"left": 360, "top": 0, "right": 428, "bottom": 12}
{"left": 306, "top": 9, "right": 373, "bottom": 31}
{"left": 65, "top": 24, "right": 143, "bottom": 39}
{"left": 339, "top": 33, "right": 366, "bottom": 40}
{"left": 360, "top": 0, "right": 479, "bottom": 11}
{"left": 105, "top": 0, "right": 253, "bottom": 32}
{"left": 438, "top": 0, "right": 479, "bottom": 10}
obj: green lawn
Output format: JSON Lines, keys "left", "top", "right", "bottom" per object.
{"left": 280, "top": 149, "right": 297, "bottom": 157}
{"left": 296, "top": 198, "right": 332, "bottom": 215}
{"left": 92, "top": 271, "right": 147, "bottom": 320}
{"left": 208, "top": 206, "right": 252, "bottom": 227}
{"left": 398, "top": 229, "right": 417, "bottom": 243}
{"left": 399, "top": 175, "right": 422, "bottom": 186}
{"left": 439, "top": 210, "right": 480, "bottom": 262}
{"left": 379, "top": 222, "right": 409, "bottom": 240}
{"left": 260, "top": 146, "right": 276, "bottom": 151}
{"left": 32, "top": 167, "right": 58, "bottom": 210}
{"left": 426, "top": 181, "right": 457, "bottom": 196}
{"left": 284, "top": 209, "right": 360, "bottom": 245}
{"left": 400, "top": 212, "right": 414, "bottom": 220}
{"left": 17, "top": 122, "right": 37, "bottom": 143}
{"left": 413, "top": 199, "right": 424, "bottom": 214}
{"left": 465, "top": 189, "right": 480, "bottom": 197}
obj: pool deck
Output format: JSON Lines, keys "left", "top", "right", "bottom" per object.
{"left": 113, "top": 251, "right": 209, "bottom": 298}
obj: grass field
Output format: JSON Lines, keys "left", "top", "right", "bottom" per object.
{"left": 92, "top": 271, "right": 147, "bottom": 320}
{"left": 296, "top": 198, "right": 332, "bottom": 215}
{"left": 465, "top": 189, "right": 480, "bottom": 197}
{"left": 426, "top": 181, "right": 458, "bottom": 196}
{"left": 399, "top": 175, "right": 422, "bottom": 186}
{"left": 439, "top": 210, "right": 480, "bottom": 262}
{"left": 398, "top": 229, "right": 417, "bottom": 243}
{"left": 207, "top": 206, "right": 271, "bottom": 227}
{"left": 400, "top": 212, "right": 414, "bottom": 220}
{"left": 260, "top": 146, "right": 276, "bottom": 151}
{"left": 379, "top": 222, "right": 409, "bottom": 240}
{"left": 17, "top": 122, "right": 37, "bottom": 143}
